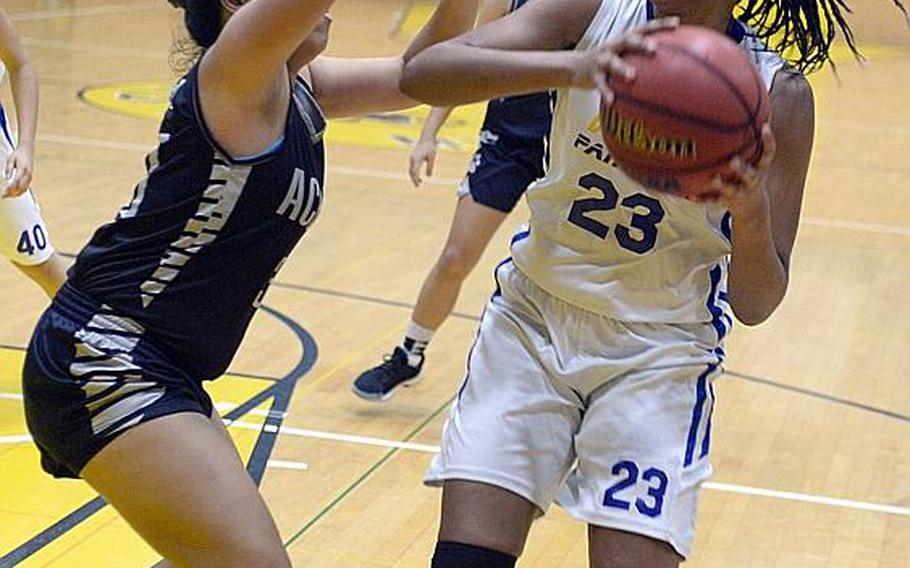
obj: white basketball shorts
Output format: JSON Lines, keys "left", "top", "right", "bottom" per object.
{"left": 425, "top": 260, "right": 724, "bottom": 558}
{"left": 0, "top": 101, "right": 54, "bottom": 267}
{"left": 0, "top": 190, "right": 54, "bottom": 266}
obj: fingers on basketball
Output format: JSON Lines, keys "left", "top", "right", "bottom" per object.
{"left": 639, "top": 16, "right": 680, "bottom": 34}
{"left": 757, "top": 124, "right": 776, "bottom": 170}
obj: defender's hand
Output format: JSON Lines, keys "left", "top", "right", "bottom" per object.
{"left": 3, "top": 145, "right": 34, "bottom": 198}
{"left": 409, "top": 136, "right": 438, "bottom": 187}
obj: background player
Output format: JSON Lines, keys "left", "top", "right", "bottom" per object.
{"left": 398, "top": 0, "right": 898, "bottom": 564}
{"left": 20, "top": 0, "right": 479, "bottom": 565}
{"left": 352, "top": 0, "right": 552, "bottom": 401}
{"left": 0, "top": 7, "right": 67, "bottom": 297}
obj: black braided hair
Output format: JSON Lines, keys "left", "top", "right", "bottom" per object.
{"left": 167, "top": 0, "right": 221, "bottom": 72}
{"left": 736, "top": 0, "right": 908, "bottom": 72}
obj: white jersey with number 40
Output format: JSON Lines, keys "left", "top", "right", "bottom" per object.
{"left": 511, "top": 0, "right": 785, "bottom": 325}
{"left": 0, "top": 61, "right": 55, "bottom": 266}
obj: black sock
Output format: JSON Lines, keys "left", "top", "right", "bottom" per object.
{"left": 431, "top": 541, "right": 517, "bottom": 568}
{"left": 402, "top": 336, "right": 428, "bottom": 358}
{"left": 400, "top": 320, "right": 433, "bottom": 366}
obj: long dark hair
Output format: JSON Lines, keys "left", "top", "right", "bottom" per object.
{"left": 737, "top": 0, "right": 908, "bottom": 72}
{"left": 168, "top": 0, "right": 222, "bottom": 72}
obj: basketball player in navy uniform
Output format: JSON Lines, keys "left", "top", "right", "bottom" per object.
{"left": 400, "top": 0, "right": 900, "bottom": 565}
{"left": 20, "top": 0, "right": 480, "bottom": 565}
{"left": 0, "top": 7, "right": 67, "bottom": 297}
{"left": 353, "top": 0, "right": 553, "bottom": 401}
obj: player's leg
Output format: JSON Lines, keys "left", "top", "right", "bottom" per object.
{"left": 0, "top": 190, "right": 66, "bottom": 297}
{"left": 22, "top": 304, "right": 290, "bottom": 568}
{"left": 81, "top": 411, "right": 291, "bottom": 568}
{"left": 352, "top": 136, "right": 532, "bottom": 401}
{"left": 414, "top": 194, "right": 507, "bottom": 332}
{"left": 559, "top": 351, "right": 722, "bottom": 566}
{"left": 352, "top": 196, "right": 506, "bottom": 400}
{"left": 15, "top": 252, "right": 68, "bottom": 297}
{"left": 432, "top": 480, "right": 537, "bottom": 566}
{"left": 426, "top": 261, "right": 580, "bottom": 565}
{"left": 587, "top": 526, "right": 682, "bottom": 568}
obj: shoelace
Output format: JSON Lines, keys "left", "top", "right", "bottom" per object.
{"left": 373, "top": 354, "right": 407, "bottom": 387}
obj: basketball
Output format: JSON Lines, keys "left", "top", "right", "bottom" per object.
{"left": 601, "top": 25, "right": 770, "bottom": 200}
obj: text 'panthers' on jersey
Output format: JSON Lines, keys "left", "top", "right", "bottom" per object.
{"left": 511, "top": 0, "right": 785, "bottom": 327}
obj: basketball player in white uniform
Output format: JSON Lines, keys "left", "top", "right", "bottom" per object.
{"left": 396, "top": 0, "right": 869, "bottom": 562}
{"left": 1, "top": 8, "right": 66, "bottom": 297}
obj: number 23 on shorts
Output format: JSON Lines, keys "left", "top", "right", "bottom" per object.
{"left": 603, "top": 459, "right": 670, "bottom": 518}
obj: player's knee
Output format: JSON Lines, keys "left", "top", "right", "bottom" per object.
{"left": 224, "top": 551, "right": 291, "bottom": 568}
{"left": 588, "top": 534, "right": 681, "bottom": 568}
{"left": 436, "top": 245, "right": 479, "bottom": 281}
{"left": 593, "top": 558, "right": 679, "bottom": 568}
{"left": 431, "top": 541, "right": 517, "bottom": 568}
{"left": 594, "top": 560, "right": 646, "bottom": 568}
{"left": 222, "top": 538, "right": 292, "bottom": 568}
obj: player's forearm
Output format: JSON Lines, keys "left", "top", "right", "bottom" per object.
{"left": 727, "top": 211, "right": 788, "bottom": 326}
{"left": 419, "top": 106, "right": 454, "bottom": 141}
{"left": 402, "top": 0, "right": 482, "bottom": 63}
{"left": 8, "top": 62, "right": 38, "bottom": 148}
{"left": 402, "top": 42, "right": 581, "bottom": 106}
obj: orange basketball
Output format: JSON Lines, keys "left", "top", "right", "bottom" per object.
{"left": 601, "top": 25, "right": 770, "bottom": 200}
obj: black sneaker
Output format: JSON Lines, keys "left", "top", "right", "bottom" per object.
{"left": 352, "top": 347, "right": 423, "bottom": 401}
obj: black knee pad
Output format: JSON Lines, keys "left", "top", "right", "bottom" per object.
{"left": 431, "top": 541, "right": 517, "bottom": 568}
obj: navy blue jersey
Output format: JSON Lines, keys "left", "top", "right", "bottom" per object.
{"left": 65, "top": 66, "right": 326, "bottom": 379}
{"left": 480, "top": 0, "right": 552, "bottom": 140}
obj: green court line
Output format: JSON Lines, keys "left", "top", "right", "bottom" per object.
{"left": 284, "top": 396, "right": 454, "bottom": 548}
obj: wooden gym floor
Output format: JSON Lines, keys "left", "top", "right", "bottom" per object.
{"left": 0, "top": 0, "right": 908, "bottom": 566}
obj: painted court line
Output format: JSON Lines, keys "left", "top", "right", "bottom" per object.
{"left": 267, "top": 460, "right": 309, "bottom": 471}
{"left": 21, "top": 38, "right": 161, "bottom": 59}
{"left": 0, "top": 393, "right": 23, "bottom": 401}
{"left": 229, "top": 418, "right": 910, "bottom": 518}
{"left": 702, "top": 482, "right": 910, "bottom": 517}
{"left": 228, "top": 420, "right": 442, "bottom": 453}
{"left": 801, "top": 216, "right": 910, "bottom": 238}
{"left": 9, "top": 3, "right": 159, "bottom": 22}
{"left": 3, "top": 420, "right": 909, "bottom": 515}
{"left": 331, "top": 165, "right": 459, "bottom": 187}
{"left": 38, "top": 134, "right": 457, "bottom": 186}
{"left": 216, "top": 402, "right": 287, "bottom": 419}
{"left": 39, "top": 134, "right": 151, "bottom": 154}
{"left": 36, "top": 133, "right": 910, "bottom": 239}
{"left": 0, "top": 434, "right": 307, "bottom": 475}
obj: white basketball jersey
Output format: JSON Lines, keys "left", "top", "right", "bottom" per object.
{"left": 511, "top": 0, "right": 785, "bottom": 325}
{"left": 0, "top": 62, "right": 13, "bottom": 157}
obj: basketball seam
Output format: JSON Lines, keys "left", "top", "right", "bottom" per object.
{"left": 659, "top": 43, "right": 757, "bottom": 119}
{"left": 609, "top": 38, "right": 768, "bottom": 171}
{"left": 664, "top": 42, "right": 765, "bottom": 153}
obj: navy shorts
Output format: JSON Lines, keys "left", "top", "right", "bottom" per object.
{"left": 22, "top": 284, "right": 213, "bottom": 478}
{"left": 457, "top": 129, "right": 546, "bottom": 213}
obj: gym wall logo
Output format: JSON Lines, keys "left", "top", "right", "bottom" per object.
{"left": 78, "top": 81, "right": 485, "bottom": 153}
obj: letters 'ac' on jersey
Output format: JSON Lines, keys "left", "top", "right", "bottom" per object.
{"left": 66, "top": 66, "right": 327, "bottom": 379}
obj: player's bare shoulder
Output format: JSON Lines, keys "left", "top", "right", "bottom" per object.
{"left": 770, "top": 68, "right": 814, "bottom": 126}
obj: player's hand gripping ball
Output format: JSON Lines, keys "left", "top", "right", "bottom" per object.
{"left": 600, "top": 25, "right": 770, "bottom": 200}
